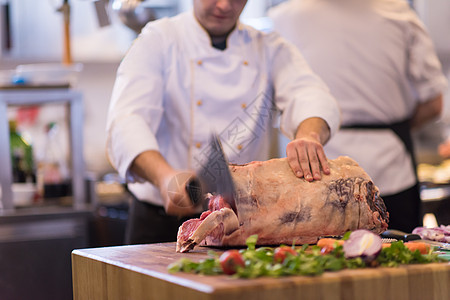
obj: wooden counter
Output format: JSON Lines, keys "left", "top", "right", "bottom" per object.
{"left": 72, "top": 242, "right": 450, "bottom": 300}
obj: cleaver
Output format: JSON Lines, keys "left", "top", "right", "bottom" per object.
{"left": 185, "top": 134, "right": 237, "bottom": 211}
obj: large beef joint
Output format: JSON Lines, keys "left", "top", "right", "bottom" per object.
{"left": 176, "top": 156, "right": 389, "bottom": 253}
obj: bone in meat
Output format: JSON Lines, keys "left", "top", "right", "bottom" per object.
{"left": 176, "top": 156, "right": 389, "bottom": 252}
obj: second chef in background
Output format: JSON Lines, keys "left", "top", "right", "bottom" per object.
{"left": 269, "top": 0, "right": 448, "bottom": 232}
{"left": 106, "top": 0, "right": 340, "bottom": 244}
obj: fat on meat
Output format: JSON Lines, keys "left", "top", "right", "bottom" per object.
{"left": 176, "top": 156, "right": 389, "bottom": 252}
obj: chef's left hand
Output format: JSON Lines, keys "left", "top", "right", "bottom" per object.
{"left": 286, "top": 118, "right": 331, "bottom": 182}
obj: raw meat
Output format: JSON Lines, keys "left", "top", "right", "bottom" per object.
{"left": 176, "top": 156, "right": 389, "bottom": 252}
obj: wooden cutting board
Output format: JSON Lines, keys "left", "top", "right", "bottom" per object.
{"left": 72, "top": 242, "right": 450, "bottom": 300}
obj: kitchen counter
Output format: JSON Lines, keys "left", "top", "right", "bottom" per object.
{"left": 72, "top": 242, "right": 450, "bottom": 300}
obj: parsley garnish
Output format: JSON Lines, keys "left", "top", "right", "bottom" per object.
{"left": 168, "top": 235, "right": 445, "bottom": 278}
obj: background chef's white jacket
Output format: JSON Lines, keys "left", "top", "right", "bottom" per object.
{"left": 269, "top": 0, "right": 448, "bottom": 196}
{"left": 106, "top": 10, "right": 340, "bottom": 206}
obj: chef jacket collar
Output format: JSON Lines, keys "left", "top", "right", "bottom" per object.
{"left": 188, "top": 10, "right": 244, "bottom": 56}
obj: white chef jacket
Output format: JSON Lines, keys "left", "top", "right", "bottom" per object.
{"left": 106, "top": 10, "right": 340, "bottom": 206}
{"left": 269, "top": 0, "right": 448, "bottom": 196}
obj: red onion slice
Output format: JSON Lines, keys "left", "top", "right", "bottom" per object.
{"left": 343, "top": 229, "right": 382, "bottom": 262}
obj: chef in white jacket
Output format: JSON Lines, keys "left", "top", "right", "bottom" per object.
{"left": 106, "top": 0, "right": 340, "bottom": 244}
{"left": 269, "top": 0, "right": 448, "bottom": 232}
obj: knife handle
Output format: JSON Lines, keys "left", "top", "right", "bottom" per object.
{"left": 185, "top": 177, "right": 202, "bottom": 206}
{"left": 381, "top": 229, "right": 421, "bottom": 242}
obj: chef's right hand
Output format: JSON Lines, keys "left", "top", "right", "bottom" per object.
{"left": 159, "top": 170, "right": 202, "bottom": 217}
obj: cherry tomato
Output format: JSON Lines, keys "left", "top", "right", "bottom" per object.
{"left": 273, "top": 246, "right": 297, "bottom": 263}
{"left": 219, "top": 250, "right": 245, "bottom": 275}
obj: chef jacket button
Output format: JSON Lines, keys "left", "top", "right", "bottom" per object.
{"left": 241, "top": 103, "right": 247, "bottom": 109}
{"left": 196, "top": 142, "right": 202, "bottom": 149}
{"left": 197, "top": 100, "right": 203, "bottom": 106}
{"left": 197, "top": 60, "right": 203, "bottom": 66}
{"left": 243, "top": 60, "right": 249, "bottom": 66}
{"left": 237, "top": 144, "right": 243, "bottom": 151}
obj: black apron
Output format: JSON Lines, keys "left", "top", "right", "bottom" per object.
{"left": 341, "top": 118, "right": 418, "bottom": 183}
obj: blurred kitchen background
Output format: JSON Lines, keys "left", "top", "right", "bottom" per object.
{"left": 0, "top": 0, "right": 449, "bottom": 299}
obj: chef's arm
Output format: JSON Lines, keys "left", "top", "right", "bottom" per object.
{"left": 286, "top": 117, "right": 331, "bottom": 182}
{"left": 410, "top": 93, "right": 443, "bottom": 130}
{"left": 130, "top": 150, "right": 198, "bottom": 216}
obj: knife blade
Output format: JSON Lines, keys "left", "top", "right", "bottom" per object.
{"left": 381, "top": 229, "right": 450, "bottom": 250}
{"left": 186, "top": 134, "right": 237, "bottom": 211}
